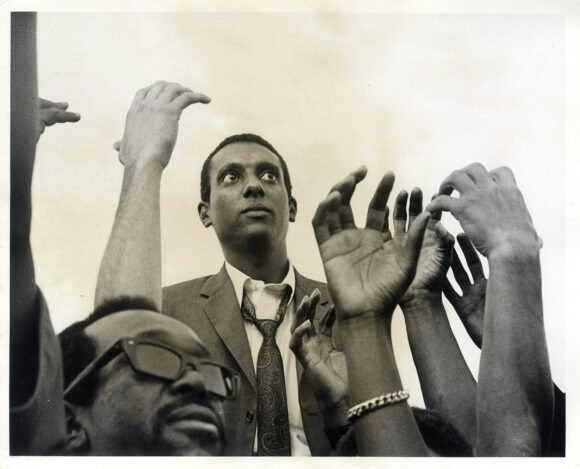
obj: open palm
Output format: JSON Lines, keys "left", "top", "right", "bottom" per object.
{"left": 313, "top": 168, "right": 430, "bottom": 322}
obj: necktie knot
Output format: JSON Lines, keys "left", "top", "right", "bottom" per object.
{"left": 256, "top": 319, "right": 278, "bottom": 338}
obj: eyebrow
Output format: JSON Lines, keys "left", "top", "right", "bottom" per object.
{"left": 256, "top": 161, "right": 281, "bottom": 178}
{"left": 216, "top": 162, "right": 245, "bottom": 182}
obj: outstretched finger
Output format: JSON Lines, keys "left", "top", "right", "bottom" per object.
{"left": 408, "top": 187, "right": 423, "bottom": 226}
{"left": 434, "top": 222, "right": 455, "bottom": 250}
{"left": 328, "top": 166, "right": 367, "bottom": 229}
{"left": 39, "top": 98, "right": 69, "bottom": 110}
{"left": 425, "top": 194, "right": 461, "bottom": 216}
{"left": 292, "top": 295, "right": 312, "bottom": 333}
{"left": 172, "top": 91, "right": 211, "bottom": 110}
{"left": 457, "top": 234, "right": 485, "bottom": 280}
{"left": 312, "top": 191, "right": 341, "bottom": 245}
{"left": 366, "top": 172, "right": 395, "bottom": 231}
{"left": 157, "top": 83, "right": 192, "bottom": 102}
{"left": 289, "top": 321, "right": 312, "bottom": 355}
{"left": 442, "top": 278, "right": 461, "bottom": 308}
{"left": 393, "top": 190, "right": 409, "bottom": 235}
{"left": 449, "top": 246, "right": 471, "bottom": 288}
{"left": 40, "top": 109, "right": 81, "bottom": 126}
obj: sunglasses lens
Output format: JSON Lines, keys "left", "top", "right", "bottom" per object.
{"left": 199, "top": 364, "right": 236, "bottom": 399}
{"left": 132, "top": 344, "right": 181, "bottom": 380}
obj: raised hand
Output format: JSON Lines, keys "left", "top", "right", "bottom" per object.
{"left": 289, "top": 290, "right": 349, "bottom": 416}
{"left": 427, "top": 163, "right": 542, "bottom": 259}
{"left": 399, "top": 190, "right": 455, "bottom": 308}
{"left": 443, "top": 233, "right": 487, "bottom": 348}
{"left": 37, "top": 98, "right": 80, "bottom": 141}
{"left": 312, "top": 167, "right": 430, "bottom": 322}
{"left": 116, "top": 81, "right": 210, "bottom": 169}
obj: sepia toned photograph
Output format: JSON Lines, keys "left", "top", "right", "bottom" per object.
{"left": 4, "top": 0, "right": 578, "bottom": 466}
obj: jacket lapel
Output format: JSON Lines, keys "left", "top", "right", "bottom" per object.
{"left": 200, "top": 265, "right": 256, "bottom": 390}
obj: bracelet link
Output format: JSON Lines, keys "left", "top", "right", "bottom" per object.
{"left": 346, "top": 389, "right": 410, "bottom": 423}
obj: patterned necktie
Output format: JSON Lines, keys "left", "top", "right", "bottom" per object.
{"left": 241, "top": 285, "right": 292, "bottom": 456}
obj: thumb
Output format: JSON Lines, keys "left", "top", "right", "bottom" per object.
{"left": 113, "top": 140, "right": 121, "bottom": 152}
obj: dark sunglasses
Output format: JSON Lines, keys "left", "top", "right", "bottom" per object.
{"left": 64, "top": 337, "right": 239, "bottom": 400}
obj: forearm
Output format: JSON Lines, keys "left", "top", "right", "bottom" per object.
{"left": 402, "top": 295, "right": 477, "bottom": 446}
{"left": 339, "top": 311, "right": 429, "bottom": 456}
{"left": 94, "top": 160, "right": 163, "bottom": 310}
{"left": 10, "top": 13, "right": 41, "bottom": 403}
{"left": 476, "top": 247, "right": 553, "bottom": 456}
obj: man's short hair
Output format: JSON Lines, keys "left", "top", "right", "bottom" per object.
{"left": 200, "top": 133, "right": 293, "bottom": 203}
{"left": 59, "top": 296, "right": 158, "bottom": 407}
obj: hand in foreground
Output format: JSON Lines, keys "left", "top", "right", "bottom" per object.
{"left": 443, "top": 234, "right": 487, "bottom": 348}
{"left": 37, "top": 98, "right": 80, "bottom": 141}
{"left": 115, "top": 81, "right": 210, "bottom": 168}
{"left": 312, "top": 167, "right": 430, "bottom": 322}
{"left": 399, "top": 190, "right": 455, "bottom": 308}
{"left": 427, "top": 163, "right": 542, "bottom": 258}
{"left": 289, "top": 289, "right": 348, "bottom": 414}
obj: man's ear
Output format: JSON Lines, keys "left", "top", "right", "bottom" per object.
{"left": 64, "top": 403, "right": 90, "bottom": 454}
{"left": 198, "top": 201, "right": 212, "bottom": 227}
{"left": 289, "top": 196, "right": 297, "bottom": 223}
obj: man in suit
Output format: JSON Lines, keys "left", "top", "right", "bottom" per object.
{"left": 163, "top": 133, "right": 335, "bottom": 455}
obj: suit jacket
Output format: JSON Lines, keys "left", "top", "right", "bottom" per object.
{"left": 162, "top": 265, "right": 334, "bottom": 456}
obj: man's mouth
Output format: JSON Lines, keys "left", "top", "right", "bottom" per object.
{"left": 241, "top": 204, "right": 271, "bottom": 215}
{"left": 165, "top": 403, "right": 221, "bottom": 429}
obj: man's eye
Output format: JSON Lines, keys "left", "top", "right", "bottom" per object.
{"left": 260, "top": 171, "right": 277, "bottom": 182}
{"left": 223, "top": 173, "right": 239, "bottom": 183}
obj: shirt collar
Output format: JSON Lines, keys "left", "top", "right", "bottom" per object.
{"left": 224, "top": 261, "right": 296, "bottom": 307}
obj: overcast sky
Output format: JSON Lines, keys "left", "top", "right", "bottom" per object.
{"left": 3, "top": 2, "right": 579, "bottom": 434}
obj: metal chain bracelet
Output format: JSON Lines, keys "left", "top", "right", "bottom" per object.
{"left": 346, "top": 389, "right": 410, "bottom": 423}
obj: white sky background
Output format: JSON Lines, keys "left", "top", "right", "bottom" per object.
{"left": 2, "top": 2, "right": 580, "bottom": 465}
{"left": 32, "top": 9, "right": 568, "bottom": 391}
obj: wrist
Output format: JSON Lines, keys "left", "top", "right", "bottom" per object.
{"left": 400, "top": 291, "right": 443, "bottom": 314}
{"left": 122, "top": 155, "right": 165, "bottom": 177}
{"left": 319, "top": 396, "right": 350, "bottom": 430}
{"left": 337, "top": 309, "right": 390, "bottom": 333}
{"left": 487, "top": 241, "right": 540, "bottom": 265}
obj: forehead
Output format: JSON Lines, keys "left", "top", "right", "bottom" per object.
{"left": 86, "top": 310, "right": 209, "bottom": 358}
{"left": 209, "top": 142, "right": 282, "bottom": 174}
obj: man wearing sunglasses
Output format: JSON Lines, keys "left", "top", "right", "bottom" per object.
{"left": 59, "top": 306, "right": 237, "bottom": 455}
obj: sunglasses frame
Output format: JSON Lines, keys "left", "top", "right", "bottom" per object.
{"left": 64, "top": 337, "right": 239, "bottom": 400}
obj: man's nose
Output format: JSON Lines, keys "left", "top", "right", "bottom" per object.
{"left": 243, "top": 176, "right": 265, "bottom": 198}
{"left": 169, "top": 367, "right": 211, "bottom": 400}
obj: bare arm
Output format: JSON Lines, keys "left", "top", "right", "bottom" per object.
{"left": 312, "top": 167, "right": 430, "bottom": 456}
{"left": 11, "top": 12, "right": 81, "bottom": 405}
{"left": 398, "top": 191, "right": 476, "bottom": 448}
{"left": 428, "top": 163, "right": 553, "bottom": 456}
{"left": 94, "top": 82, "right": 209, "bottom": 310}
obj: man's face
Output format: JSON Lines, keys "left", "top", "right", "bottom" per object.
{"left": 199, "top": 142, "right": 296, "bottom": 252}
{"left": 76, "top": 310, "right": 225, "bottom": 456}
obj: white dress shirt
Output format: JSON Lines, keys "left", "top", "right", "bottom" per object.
{"left": 225, "top": 262, "right": 311, "bottom": 456}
